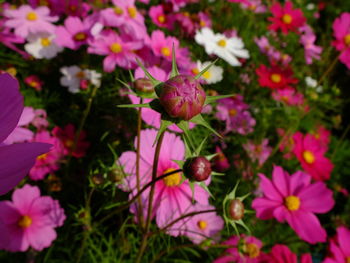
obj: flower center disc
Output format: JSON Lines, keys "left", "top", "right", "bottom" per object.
{"left": 114, "top": 6, "right": 123, "bottom": 15}
{"left": 285, "top": 195, "right": 300, "bottom": 211}
{"left": 344, "top": 34, "right": 350, "bottom": 46}
{"left": 163, "top": 168, "right": 181, "bottom": 187}
{"left": 197, "top": 220, "right": 207, "bottom": 230}
{"left": 158, "top": 15, "right": 166, "bottom": 23}
{"left": 128, "top": 7, "right": 137, "bottom": 18}
{"left": 303, "top": 150, "right": 315, "bottom": 164}
{"left": 244, "top": 243, "right": 260, "bottom": 258}
{"left": 41, "top": 38, "right": 51, "bottom": 47}
{"left": 217, "top": 39, "right": 227, "bottom": 47}
{"left": 37, "top": 153, "right": 48, "bottom": 161}
{"left": 110, "top": 43, "right": 122, "bottom": 53}
{"left": 74, "top": 32, "right": 87, "bottom": 41}
{"left": 346, "top": 257, "right": 350, "bottom": 263}
{"left": 161, "top": 47, "right": 171, "bottom": 57}
{"left": 26, "top": 12, "right": 38, "bottom": 21}
{"left": 270, "top": 73, "right": 282, "bottom": 83}
{"left": 18, "top": 215, "right": 32, "bottom": 228}
{"left": 282, "top": 14, "right": 293, "bottom": 24}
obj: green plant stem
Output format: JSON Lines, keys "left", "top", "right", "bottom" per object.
{"left": 332, "top": 123, "right": 350, "bottom": 161}
{"left": 136, "top": 99, "right": 144, "bottom": 228}
{"left": 135, "top": 131, "right": 165, "bottom": 263}
{"left": 317, "top": 51, "right": 342, "bottom": 86}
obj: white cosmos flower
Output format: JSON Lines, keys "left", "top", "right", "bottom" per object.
{"left": 25, "top": 33, "right": 63, "bottom": 59}
{"left": 60, "top": 65, "right": 102, "bottom": 93}
{"left": 305, "top": 76, "right": 322, "bottom": 93}
{"left": 195, "top": 27, "right": 249, "bottom": 66}
{"left": 192, "top": 61, "right": 223, "bottom": 84}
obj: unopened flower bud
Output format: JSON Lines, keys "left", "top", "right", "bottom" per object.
{"left": 185, "top": 156, "right": 212, "bottom": 182}
{"left": 228, "top": 199, "right": 244, "bottom": 220}
{"left": 133, "top": 78, "right": 154, "bottom": 94}
{"left": 158, "top": 75, "right": 206, "bottom": 120}
{"left": 108, "top": 168, "right": 124, "bottom": 183}
{"left": 91, "top": 173, "right": 105, "bottom": 185}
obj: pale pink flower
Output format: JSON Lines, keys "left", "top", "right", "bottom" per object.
{"left": 243, "top": 139, "right": 272, "bottom": 167}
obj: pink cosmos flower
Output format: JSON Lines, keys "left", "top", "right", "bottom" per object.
{"left": 24, "top": 75, "right": 43, "bottom": 91}
{"left": 243, "top": 139, "right": 272, "bottom": 167}
{"left": 272, "top": 87, "right": 304, "bottom": 106}
{"left": 300, "top": 26, "right": 322, "bottom": 65}
{"left": 118, "top": 129, "right": 209, "bottom": 230}
{"left": 323, "top": 226, "right": 350, "bottom": 263}
{"left": 261, "top": 244, "right": 312, "bottom": 263}
{"left": 149, "top": 5, "right": 175, "bottom": 29}
{"left": 268, "top": 1, "right": 306, "bottom": 35}
{"left": 0, "top": 184, "right": 65, "bottom": 252}
{"left": 312, "top": 125, "right": 331, "bottom": 151}
{"left": 88, "top": 29, "right": 143, "bottom": 72}
{"left": 332, "top": 13, "right": 350, "bottom": 69}
{"left": 4, "top": 5, "right": 58, "bottom": 38}
{"left": 256, "top": 64, "right": 298, "bottom": 90}
{"left": 212, "top": 146, "right": 230, "bottom": 172}
{"left": 214, "top": 234, "right": 264, "bottom": 263}
{"left": 29, "top": 131, "right": 65, "bottom": 181}
{"left": 0, "top": 19, "right": 28, "bottom": 58}
{"left": 292, "top": 131, "right": 333, "bottom": 181}
{"left": 0, "top": 73, "right": 51, "bottom": 195}
{"left": 234, "top": 0, "right": 267, "bottom": 13}
{"left": 277, "top": 128, "right": 294, "bottom": 159}
{"left": 252, "top": 165, "right": 334, "bottom": 244}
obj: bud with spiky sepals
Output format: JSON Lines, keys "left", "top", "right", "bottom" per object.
{"left": 133, "top": 78, "right": 154, "bottom": 94}
{"left": 228, "top": 199, "right": 245, "bottom": 220}
{"left": 184, "top": 156, "right": 212, "bottom": 182}
{"left": 157, "top": 75, "right": 206, "bottom": 121}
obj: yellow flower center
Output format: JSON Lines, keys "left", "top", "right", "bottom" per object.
{"left": 110, "top": 43, "right": 122, "bottom": 53}
{"left": 303, "top": 150, "right": 315, "bottom": 164}
{"left": 191, "top": 68, "right": 199, "bottom": 75}
{"left": 347, "top": 257, "right": 350, "bottom": 263}
{"left": 163, "top": 168, "right": 182, "bottom": 187}
{"left": 41, "top": 37, "right": 51, "bottom": 47}
{"left": 26, "top": 12, "right": 38, "bottom": 21}
{"left": 217, "top": 39, "right": 226, "bottom": 47}
{"left": 76, "top": 71, "right": 85, "bottom": 79}
{"left": 161, "top": 47, "right": 171, "bottom": 57}
{"left": 65, "top": 139, "right": 74, "bottom": 148}
{"left": 344, "top": 34, "right": 350, "bottom": 46}
{"left": 199, "top": 20, "right": 206, "bottom": 27}
{"left": 229, "top": 109, "right": 237, "bottom": 116}
{"left": 158, "top": 15, "right": 166, "bottom": 23}
{"left": 197, "top": 220, "right": 207, "bottom": 230}
{"left": 18, "top": 215, "right": 32, "bottom": 228}
{"left": 281, "top": 96, "right": 290, "bottom": 103}
{"left": 282, "top": 14, "right": 293, "bottom": 24}
{"left": 128, "top": 7, "right": 137, "bottom": 18}
{"left": 270, "top": 73, "right": 282, "bottom": 83}
{"left": 37, "top": 153, "right": 48, "bottom": 161}
{"left": 202, "top": 71, "right": 211, "bottom": 80}
{"left": 29, "top": 81, "right": 38, "bottom": 88}
{"left": 74, "top": 32, "right": 87, "bottom": 41}
{"left": 285, "top": 195, "right": 300, "bottom": 211}
{"left": 243, "top": 243, "right": 260, "bottom": 258}
{"left": 114, "top": 6, "right": 123, "bottom": 15}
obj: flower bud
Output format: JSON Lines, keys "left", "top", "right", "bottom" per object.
{"left": 185, "top": 156, "right": 212, "bottom": 182}
{"left": 228, "top": 199, "right": 244, "bottom": 220}
{"left": 133, "top": 78, "right": 154, "bottom": 94}
{"left": 158, "top": 75, "right": 206, "bottom": 120}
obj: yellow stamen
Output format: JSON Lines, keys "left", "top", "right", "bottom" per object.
{"left": 344, "top": 34, "right": 350, "bottom": 46}
{"left": 191, "top": 68, "right": 200, "bottom": 75}
{"left": 346, "top": 257, "right": 350, "bottom": 263}
{"left": 285, "top": 195, "right": 301, "bottom": 211}
{"left": 41, "top": 38, "right": 51, "bottom": 47}
{"left": 128, "top": 7, "right": 137, "bottom": 18}
{"left": 229, "top": 109, "right": 237, "bottom": 116}
{"left": 18, "top": 215, "right": 32, "bottom": 228}
{"left": 163, "top": 168, "right": 182, "bottom": 187}
{"left": 74, "top": 32, "right": 87, "bottom": 41}
{"left": 197, "top": 220, "right": 207, "bottom": 230}
{"left": 202, "top": 71, "right": 211, "bottom": 80}
{"left": 26, "top": 12, "right": 37, "bottom": 21}
{"left": 243, "top": 243, "right": 260, "bottom": 258}
{"left": 76, "top": 71, "right": 85, "bottom": 79}
{"left": 217, "top": 39, "right": 226, "bottom": 47}
{"left": 37, "top": 153, "right": 48, "bottom": 161}
{"left": 303, "top": 150, "right": 315, "bottom": 164}
{"left": 270, "top": 73, "right": 282, "bottom": 83}
{"left": 199, "top": 20, "right": 206, "bottom": 27}
{"left": 282, "top": 14, "right": 292, "bottom": 24}
{"left": 65, "top": 139, "right": 74, "bottom": 148}
{"left": 110, "top": 43, "right": 122, "bottom": 53}
{"left": 158, "top": 15, "right": 166, "bottom": 23}
{"left": 161, "top": 47, "right": 171, "bottom": 57}
{"left": 114, "top": 6, "right": 123, "bottom": 15}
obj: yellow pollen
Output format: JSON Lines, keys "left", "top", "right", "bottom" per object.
{"left": 163, "top": 168, "right": 182, "bottom": 187}
{"left": 37, "top": 153, "right": 48, "bottom": 161}
{"left": 243, "top": 243, "right": 260, "bottom": 258}
{"left": 285, "top": 195, "right": 300, "bottom": 211}
{"left": 191, "top": 68, "right": 200, "bottom": 75}
{"left": 249, "top": 4, "right": 257, "bottom": 10}
{"left": 303, "top": 150, "right": 315, "bottom": 164}
{"left": 270, "top": 73, "right": 282, "bottom": 83}
{"left": 26, "top": 12, "right": 38, "bottom": 21}
{"left": 18, "top": 215, "right": 32, "bottom": 228}
{"left": 161, "top": 47, "right": 171, "bottom": 57}
{"left": 110, "top": 43, "right": 122, "bottom": 53}
{"left": 344, "top": 34, "right": 350, "bottom": 46}
{"left": 41, "top": 37, "right": 51, "bottom": 47}
{"left": 229, "top": 109, "right": 237, "bottom": 116}
{"left": 282, "top": 14, "right": 293, "bottom": 24}
{"left": 76, "top": 71, "right": 85, "bottom": 79}
{"left": 29, "top": 81, "right": 38, "bottom": 88}
{"left": 65, "top": 139, "right": 74, "bottom": 148}
{"left": 74, "top": 32, "right": 87, "bottom": 41}
{"left": 158, "top": 15, "right": 166, "bottom": 23}
{"left": 199, "top": 20, "right": 206, "bottom": 27}
{"left": 217, "top": 39, "right": 226, "bottom": 47}
{"left": 347, "top": 257, "right": 350, "bottom": 263}
{"left": 114, "top": 6, "right": 123, "bottom": 15}
{"left": 281, "top": 96, "right": 290, "bottom": 103}
{"left": 197, "top": 220, "right": 207, "bottom": 230}
{"left": 202, "top": 70, "right": 211, "bottom": 80}
{"left": 6, "top": 67, "right": 17, "bottom": 76}
{"left": 128, "top": 7, "right": 137, "bottom": 18}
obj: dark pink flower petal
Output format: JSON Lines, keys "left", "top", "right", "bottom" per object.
{"left": 299, "top": 182, "right": 334, "bottom": 213}
{"left": 337, "top": 226, "right": 350, "bottom": 256}
{"left": 258, "top": 173, "right": 283, "bottom": 201}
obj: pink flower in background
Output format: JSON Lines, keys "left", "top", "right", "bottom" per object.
{"left": 277, "top": 128, "right": 294, "bottom": 159}
{"left": 29, "top": 131, "right": 65, "bottom": 181}
{"left": 272, "top": 87, "right": 304, "bottom": 106}
{"left": 24, "top": 75, "right": 43, "bottom": 91}
{"left": 332, "top": 12, "right": 350, "bottom": 69}
{"left": 31, "top": 109, "right": 49, "bottom": 130}
{"left": 243, "top": 139, "right": 272, "bottom": 167}
{"left": 300, "top": 26, "right": 322, "bottom": 65}
{"left": 118, "top": 129, "right": 209, "bottom": 230}
{"left": 88, "top": 30, "right": 143, "bottom": 72}
{"left": 149, "top": 5, "right": 175, "bottom": 29}
{"left": 4, "top": 5, "right": 58, "bottom": 38}
{"left": 312, "top": 125, "right": 331, "bottom": 151}
{"left": 292, "top": 131, "right": 333, "bottom": 181}
{"left": 212, "top": 146, "right": 230, "bottom": 172}
{"left": 323, "top": 226, "right": 350, "bottom": 263}
{"left": 256, "top": 64, "right": 298, "bottom": 90}
{"left": 0, "top": 19, "right": 28, "bottom": 57}
{"left": 214, "top": 234, "right": 263, "bottom": 263}
{"left": 252, "top": 165, "right": 334, "bottom": 244}
{"left": 0, "top": 73, "right": 51, "bottom": 195}
{"left": 236, "top": 0, "right": 267, "bottom": 13}
{"left": 0, "top": 185, "right": 65, "bottom": 252}
{"left": 268, "top": 1, "right": 306, "bottom": 34}
{"left": 261, "top": 244, "right": 312, "bottom": 263}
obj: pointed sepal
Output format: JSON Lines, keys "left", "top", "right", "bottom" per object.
{"left": 190, "top": 114, "right": 222, "bottom": 138}
{"left": 195, "top": 58, "right": 219, "bottom": 80}
{"left": 136, "top": 59, "right": 161, "bottom": 87}
{"left": 170, "top": 43, "right": 180, "bottom": 78}
{"left": 205, "top": 94, "right": 236, "bottom": 105}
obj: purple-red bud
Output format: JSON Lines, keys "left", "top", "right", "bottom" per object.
{"left": 228, "top": 199, "right": 244, "bottom": 220}
{"left": 133, "top": 78, "right": 154, "bottom": 94}
{"left": 158, "top": 75, "right": 206, "bottom": 121}
{"left": 185, "top": 156, "right": 212, "bottom": 182}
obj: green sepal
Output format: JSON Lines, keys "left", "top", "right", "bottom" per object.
{"left": 205, "top": 153, "right": 218, "bottom": 161}
{"left": 172, "top": 159, "right": 185, "bottom": 167}
{"left": 153, "top": 119, "right": 172, "bottom": 146}
{"left": 194, "top": 136, "right": 208, "bottom": 156}
{"left": 170, "top": 43, "right": 180, "bottom": 78}
{"left": 211, "top": 171, "right": 225, "bottom": 176}
{"left": 136, "top": 59, "right": 161, "bottom": 86}
{"left": 195, "top": 58, "right": 219, "bottom": 80}
{"left": 116, "top": 78, "right": 132, "bottom": 90}
{"left": 204, "top": 94, "right": 235, "bottom": 105}
{"left": 190, "top": 114, "right": 222, "bottom": 138}
{"left": 198, "top": 182, "right": 214, "bottom": 199}
{"left": 189, "top": 181, "right": 195, "bottom": 203}
{"left": 128, "top": 70, "right": 134, "bottom": 82}
{"left": 117, "top": 103, "right": 151, "bottom": 108}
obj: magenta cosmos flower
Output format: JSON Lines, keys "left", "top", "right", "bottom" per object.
{"left": 243, "top": 139, "right": 272, "bottom": 167}
{"left": 88, "top": 29, "right": 143, "bottom": 72}
{"left": 118, "top": 129, "right": 209, "bottom": 230}
{"left": 261, "top": 244, "right": 312, "bottom": 263}
{"left": 0, "top": 184, "right": 65, "bottom": 252}
{"left": 323, "top": 226, "right": 350, "bottom": 263}
{"left": 332, "top": 13, "right": 350, "bottom": 69}
{"left": 292, "top": 131, "right": 333, "bottom": 181}
{"left": 252, "top": 165, "right": 334, "bottom": 244}
{"left": 4, "top": 5, "right": 58, "bottom": 38}
{"left": 214, "top": 234, "right": 264, "bottom": 263}
{"left": 0, "top": 73, "right": 50, "bottom": 195}
{"left": 268, "top": 1, "right": 306, "bottom": 34}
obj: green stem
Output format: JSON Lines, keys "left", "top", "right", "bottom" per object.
{"left": 136, "top": 99, "right": 144, "bottom": 228}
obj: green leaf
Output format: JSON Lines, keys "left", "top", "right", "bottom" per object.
{"left": 195, "top": 58, "right": 219, "bottom": 80}
{"left": 205, "top": 94, "right": 235, "bottom": 105}
{"left": 117, "top": 103, "right": 151, "bottom": 108}
{"left": 190, "top": 114, "right": 222, "bottom": 138}
{"left": 170, "top": 43, "right": 179, "bottom": 78}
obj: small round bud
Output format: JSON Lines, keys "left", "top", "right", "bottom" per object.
{"left": 185, "top": 156, "right": 212, "bottom": 182}
{"left": 133, "top": 78, "right": 154, "bottom": 94}
{"left": 158, "top": 75, "right": 206, "bottom": 121}
{"left": 108, "top": 168, "right": 124, "bottom": 183}
{"left": 228, "top": 199, "right": 244, "bottom": 220}
{"left": 91, "top": 173, "right": 105, "bottom": 185}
